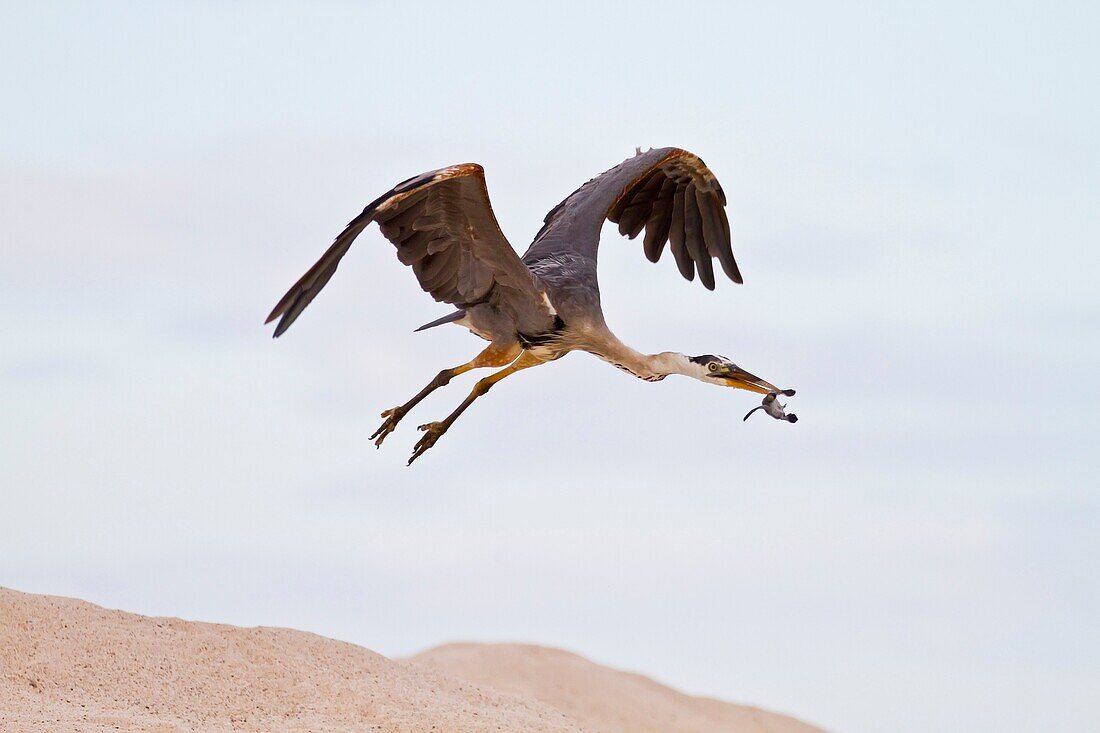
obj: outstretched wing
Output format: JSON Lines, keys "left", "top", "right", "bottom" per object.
{"left": 522, "top": 147, "right": 739, "bottom": 291}
{"left": 266, "top": 164, "right": 553, "bottom": 337}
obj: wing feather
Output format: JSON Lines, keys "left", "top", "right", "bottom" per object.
{"left": 523, "top": 147, "right": 739, "bottom": 293}
{"left": 683, "top": 182, "right": 715, "bottom": 290}
{"left": 668, "top": 185, "right": 694, "bottom": 281}
{"left": 697, "top": 188, "right": 741, "bottom": 283}
{"left": 617, "top": 170, "right": 665, "bottom": 238}
{"left": 267, "top": 164, "right": 553, "bottom": 337}
{"left": 642, "top": 177, "right": 677, "bottom": 263}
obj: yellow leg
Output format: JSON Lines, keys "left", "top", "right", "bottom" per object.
{"left": 407, "top": 351, "right": 545, "bottom": 465}
{"left": 371, "top": 341, "right": 521, "bottom": 447}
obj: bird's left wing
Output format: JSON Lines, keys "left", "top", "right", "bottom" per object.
{"left": 266, "top": 164, "right": 553, "bottom": 337}
{"left": 523, "top": 147, "right": 740, "bottom": 291}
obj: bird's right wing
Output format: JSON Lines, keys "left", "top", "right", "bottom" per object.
{"left": 266, "top": 164, "right": 554, "bottom": 337}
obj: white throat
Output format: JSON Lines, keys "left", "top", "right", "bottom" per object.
{"left": 590, "top": 337, "right": 699, "bottom": 382}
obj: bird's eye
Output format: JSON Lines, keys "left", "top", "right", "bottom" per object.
{"left": 707, "top": 363, "right": 718, "bottom": 372}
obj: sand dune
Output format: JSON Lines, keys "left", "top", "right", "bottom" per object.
{"left": 1, "top": 587, "right": 825, "bottom": 732}
{"left": 411, "top": 643, "right": 824, "bottom": 733}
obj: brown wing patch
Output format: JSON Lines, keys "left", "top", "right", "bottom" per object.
{"left": 267, "top": 164, "right": 553, "bottom": 338}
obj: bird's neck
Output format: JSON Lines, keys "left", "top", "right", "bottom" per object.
{"left": 593, "top": 337, "right": 692, "bottom": 382}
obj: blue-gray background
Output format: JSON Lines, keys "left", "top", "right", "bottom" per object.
{"left": 2, "top": 2, "right": 1097, "bottom": 731}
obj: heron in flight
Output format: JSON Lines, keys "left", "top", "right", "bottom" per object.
{"left": 267, "top": 147, "right": 794, "bottom": 464}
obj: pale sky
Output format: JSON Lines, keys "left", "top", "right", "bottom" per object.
{"left": 2, "top": 2, "right": 1098, "bottom": 732}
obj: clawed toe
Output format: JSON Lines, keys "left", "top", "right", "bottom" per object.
{"left": 371, "top": 406, "right": 405, "bottom": 448}
{"left": 408, "top": 422, "right": 447, "bottom": 465}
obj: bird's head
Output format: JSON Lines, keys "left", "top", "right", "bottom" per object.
{"left": 682, "top": 354, "right": 792, "bottom": 395}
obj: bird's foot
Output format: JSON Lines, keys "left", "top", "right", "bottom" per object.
{"left": 371, "top": 406, "right": 406, "bottom": 448}
{"left": 408, "top": 421, "right": 448, "bottom": 465}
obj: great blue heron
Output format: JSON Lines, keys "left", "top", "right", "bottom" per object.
{"left": 267, "top": 147, "right": 795, "bottom": 464}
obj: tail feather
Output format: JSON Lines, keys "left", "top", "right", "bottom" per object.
{"left": 414, "top": 310, "right": 465, "bottom": 332}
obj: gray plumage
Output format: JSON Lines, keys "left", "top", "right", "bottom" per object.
{"left": 267, "top": 147, "right": 793, "bottom": 464}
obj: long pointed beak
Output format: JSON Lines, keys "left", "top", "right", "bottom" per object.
{"left": 717, "top": 365, "right": 780, "bottom": 395}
